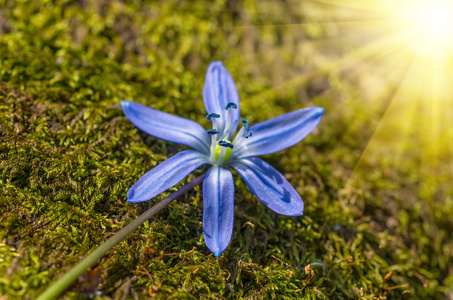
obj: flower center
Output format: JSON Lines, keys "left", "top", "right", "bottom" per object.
{"left": 215, "top": 140, "right": 233, "bottom": 162}
{"left": 205, "top": 102, "right": 253, "bottom": 165}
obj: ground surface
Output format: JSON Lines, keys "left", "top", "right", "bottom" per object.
{"left": 0, "top": 0, "right": 452, "bottom": 299}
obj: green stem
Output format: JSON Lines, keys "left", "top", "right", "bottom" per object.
{"left": 37, "top": 174, "right": 205, "bottom": 300}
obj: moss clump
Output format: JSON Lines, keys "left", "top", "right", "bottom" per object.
{"left": 0, "top": 0, "right": 452, "bottom": 299}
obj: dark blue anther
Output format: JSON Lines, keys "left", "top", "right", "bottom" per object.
{"left": 218, "top": 140, "right": 234, "bottom": 149}
{"left": 207, "top": 129, "right": 220, "bottom": 135}
{"left": 206, "top": 113, "right": 221, "bottom": 121}
{"left": 241, "top": 118, "right": 253, "bottom": 139}
{"left": 225, "top": 102, "right": 237, "bottom": 110}
{"left": 243, "top": 130, "right": 253, "bottom": 138}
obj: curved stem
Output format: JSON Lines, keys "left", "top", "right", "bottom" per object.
{"left": 37, "top": 174, "right": 205, "bottom": 300}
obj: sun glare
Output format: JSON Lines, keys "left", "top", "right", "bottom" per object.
{"left": 392, "top": 0, "right": 453, "bottom": 52}
{"left": 421, "top": 5, "right": 452, "bottom": 33}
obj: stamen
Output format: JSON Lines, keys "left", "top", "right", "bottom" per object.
{"left": 207, "top": 129, "right": 220, "bottom": 135}
{"left": 207, "top": 129, "right": 219, "bottom": 161}
{"left": 233, "top": 118, "right": 253, "bottom": 147}
{"left": 224, "top": 102, "right": 237, "bottom": 132}
{"left": 215, "top": 140, "right": 234, "bottom": 163}
{"left": 225, "top": 102, "right": 237, "bottom": 110}
{"left": 218, "top": 140, "right": 234, "bottom": 148}
{"left": 207, "top": 112, "right": 220, "bottom": 131}
{"left": 240, "top": 118, "right": 253, "bottom": 138}
{"left": 206, "top": 113, "right": 220, "bottom": 121}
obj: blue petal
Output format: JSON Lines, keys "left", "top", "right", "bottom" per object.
{"left": 121, "top": 101, "right": 211, "bottom": 155}
{"left": 234, "top": 107, "right": 324, "bottom": 158}
{"left": 127, "top": 150, "right": 209, "bottom": 202}
{"left": 202, "top": 166, "right": 235, "bottom": 257}
{"left": 202, "top": 62, "right": 240, "bottom": 133}
{"left": 231, "top": 157, "right": 303, "bottom": 216}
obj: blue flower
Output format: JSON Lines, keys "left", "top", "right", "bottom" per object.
{"left": 121, "top": 61, "right": 324, "bottom": 257}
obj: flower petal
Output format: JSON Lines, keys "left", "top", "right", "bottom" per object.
{"left": 121, "top": 101, "right": 211, "bottom": 155}
{"left": 234, "top": 107, "right": 324, "bottom": 158}
{"left": 127, "top": 150, "right": 209, "bottom": 202}
{"left": 202, "top": 166, "right": 235, "bottom": 257}
{"left": 202, "top": 62, "right": 240, "bottom": 133}
{"left": 231, "top": 157, "right": 303, "bottom": 216}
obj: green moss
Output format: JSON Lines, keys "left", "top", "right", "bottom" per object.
{"left": 0, "top": 0, "right": 451, "bottom": 299}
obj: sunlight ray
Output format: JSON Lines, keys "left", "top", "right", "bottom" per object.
{"left": 307, "top": 0, "right": 387, "bottom": 14}
{"left": 336, "top": 51, "right": 416, "bottom": 152}
{"left": 219, "top": 19, "right": 391, "bottom": 29}
{"left": 252, "top": 29, "right": 416, "bottom": 98}
{"left": 344, "top": 56, "right": 421, "bottom": 186}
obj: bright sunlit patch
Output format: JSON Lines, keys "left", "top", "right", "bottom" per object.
{"left": 389, "top": 0, "right": 453, "bottom": 53}
{"left": 403, "top": 1, "right": 453, "bottom": 41}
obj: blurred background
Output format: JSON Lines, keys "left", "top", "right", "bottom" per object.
{"left": 0, "top": 0, "right": 452, "bottom": 299}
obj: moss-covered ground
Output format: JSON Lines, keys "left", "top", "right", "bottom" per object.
{"left": 1, "top": 0, "right": 452, "bottom": 299}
